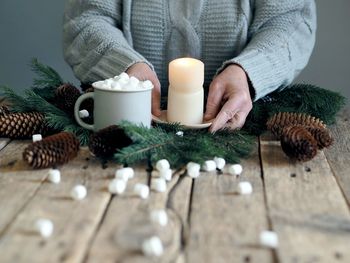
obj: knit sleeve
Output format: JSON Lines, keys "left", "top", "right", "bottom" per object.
{"left": 62, "top": 0, "right": 152, "bottom": 83}
{"left": 219, "top": 0, "right": 316, "bottom": 100}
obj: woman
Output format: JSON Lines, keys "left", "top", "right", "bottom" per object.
{"left": 63, "top": 0, "right": 316, "bottom": 132}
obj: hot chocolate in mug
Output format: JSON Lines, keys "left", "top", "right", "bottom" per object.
{"left": 74, "top": 82, "right": 153, "bottom": 131}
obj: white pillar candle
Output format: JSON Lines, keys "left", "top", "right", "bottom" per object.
{"left": 167, "top": 58, "right": 204, "bottom": 125}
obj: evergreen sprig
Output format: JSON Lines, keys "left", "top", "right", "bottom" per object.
{"left": 114, "top": 122, "right": 255, "bottom": 168}
{"left": 0, "top": 85, "right": 33, "bottom": 112}
{"left": 30, "top": 58, "right": 64, "bottom": 100}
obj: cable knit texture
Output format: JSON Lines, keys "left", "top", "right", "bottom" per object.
{"left": 63, "top": 0, "right": 316, "bottom": 100}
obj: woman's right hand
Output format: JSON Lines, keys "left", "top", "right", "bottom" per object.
{"left": 126, "top": 62, "right": 161, "bottom": 117}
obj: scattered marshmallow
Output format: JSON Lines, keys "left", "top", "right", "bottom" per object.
{"left": 214, "top": 157, "right": 226, "bottom": 170}
{"left": 151, "top": 178, "right": 167, "bottom": 193}
{"left": 202, "top": 160, "right": 216, "bottom": 172}
{"left": 187, "top": 162, "right": 200, "bottom": 178}
{"left": 78, "top": 109, "right": 89, "bottom": 118}
{"left": 156, "top": 159, "right": 170, "bottom": 172}
{"left": 35, "top": 218, "right": 54, "bottom": 238}
{"left": 142, "top": 236, "right": 164, "bottom": 257}
{"left": 32, "top": 134, "right": 42, "bottom": 142}
{"left": 259, "top": 231, "right": 279, "bottom": 248}
{"left": 115, "top": 167, "right": 134, "bottom": 181}
{"left": 160, "top": 169, "right": 172, "bottom": 181}
{"left": 48, "top": 169, "right": 61, "bottom": 184}
{"left": 228, "top": 164, "right": 243, "bottom": 176}
{"left": 238, "top": 181, "right": 253, "bottom": 195}
{"left": 150, "top": 210, "right": 168, "bottom": 226}
{"left": 176, "top": 131, "right": 184, "bottom": 137}
{"left": 134, "top": 183, "right": 150, "bottom": 199}
{"left": 108, "top": 179, "right": 127, "bottom": 195}
{"left": 93, "top": 73, "right": 153, "bottom": 91}
{"left": 70, "top": 185, "right": 87, "bottom": 200}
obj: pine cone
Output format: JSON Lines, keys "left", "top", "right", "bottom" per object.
{"left": 267, "top": 112, "right": 326, "bottom": 137}
{"left": 0, "top": 105, "right": 10, "bottom": 116}
{"left": 89, "top": 125, "right": 132, "bottom": 158}
{"left": 54, "top": 83, "right": 81, "bottom": 114}
{"left": 280, "top": 126, "right": 318, "bottom": 162}
{"left": 23, "top": 131, "right": 80, "bottom": 169}
{"left": 305, "top": 126, "right": 333, "bottom": 149}
{"left": 0, "top": 112, "right": 50, "bottom": 139}
{"left": 80, "top": 82, "right": 93, "bottom": 92}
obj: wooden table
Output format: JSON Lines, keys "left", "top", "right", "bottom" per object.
{"left": 0, "top": 110, "right": 350, "bottom": 263}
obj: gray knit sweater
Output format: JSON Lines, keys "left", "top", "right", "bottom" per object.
{"left": 63, "top": 0, "right": 316, "bottom": 100}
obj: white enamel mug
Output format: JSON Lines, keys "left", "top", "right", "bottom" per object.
{"left": 74, "top": 84, "right": 153, "bottom": 131}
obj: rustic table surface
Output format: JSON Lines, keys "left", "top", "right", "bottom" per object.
{"left": 0, "top": 109, "right": 349, "bottom": 263}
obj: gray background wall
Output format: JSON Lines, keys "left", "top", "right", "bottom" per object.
{"left": 0, "top": 0, "right": 349, "bottom": 103}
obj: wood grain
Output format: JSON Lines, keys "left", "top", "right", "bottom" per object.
{"left": 261, "top": 136, "right": 350, "bottom": 263}
{"left": 186, "top": 144, "right": 273, "bottom": 263}
{"left": 324, "top": 109, "right": 350, "bottom": 206}
{"left": 0, "top": 147, "right": 115, "bottom": 263}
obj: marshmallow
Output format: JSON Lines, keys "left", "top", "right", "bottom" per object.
{"left": 128, "top": 76, "right": 140, "bottom": 88}
{"left": 156, "top": 159, "right": 170, "bottom": 172}
{"left": 214, "top": 157, "right": 226, "bottom": 170}
{"left": 35, "top": 219, "right": 54, "bottom": 238}
{"left": 108, "top": 179, "right": 126, "bottom": 194}
{"left": 259, "top": 231, "right": 279, "bottom": 248}
{"left": 32, "top": 134, "right": 42, "bottom": 142}
{"left": 93, "top": 80, "right": 105, "bottom": 88}
{"left": 111, "top": 82, "right": 122, "bottom": 90}
{"left": 119, "top": 72, "right": 129, "bottom": 81}
{"left": 238, "top": 181, "right": 253, "bottom": 195}
{"left": 142, "top": 236, "right": 164, "bottom": 257}
{"left": 70, "top": 185, "right": 87, "bottom": 200}
{"left": 187, "top": 162, "right": 200, "bottom": 178}
{"left": 78, "top": 109, "right": 89, "bottom": 118}
{"left": 151, "top": 178, "right": 167, "bottom": 193}
{"left": 115, "top": 167, "right": 134, "bottom": 181}
{"left": 228, "top": 164, "right": 243, "bottom": 176}
{"left": 160, "top": 169, "right": 172, "bottom": 181}
{"left": 134, "top": 183, "right": 150, "bottom": 199}
{"left": 150, "top": 210, "right": 168, "bottom": 226}
{"left": 48, "top": 169, "right": 61, "bottom": 184}
{"left": 202, "top": 160, "right": 216, "bottom": 172}
{"left": 176, "top": 131, "right": 184, "bottom": 137}
{"left": 142, "top": 80, "right": 154, "bottom": 89}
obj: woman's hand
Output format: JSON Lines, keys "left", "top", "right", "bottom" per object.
{"left": 204, "top": 64, "right": 253, "bottom": 133}
{"left": 126, "top": 62, "right": 161, "bottom": 116}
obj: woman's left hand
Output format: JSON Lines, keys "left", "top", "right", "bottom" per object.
{"left": 204, "top": 64, "right": 253, "bottom": 133}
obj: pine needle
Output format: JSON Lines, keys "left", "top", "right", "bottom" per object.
{"left": 30, "top": 58, "right": 63, "bottom": 89}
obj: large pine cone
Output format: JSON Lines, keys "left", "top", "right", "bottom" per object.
{"left": 89, "top": 125, "right": 132, "bottom": 158}
{"left": 23, "top": 132, "right": 80, "bottom": 169}
{"left": 267, "top": 112, "right": 326, "bottom": 137}
{"left": 54, "top": 83, "right": 81, "bottom": 114}
{"left": 280, "top": 125, "right": 318, "bottom": 162}
{"left": 0, "top": 112, "right": 50, "bottom": 139}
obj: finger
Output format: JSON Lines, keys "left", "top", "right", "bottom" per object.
{"left": 209, "top": 99, "right": 239, "bottom": 133}
{"left": 204, "top": 82, "right": 225, "bottom": 121}
{"left": 151, "top": 80, "right": 161, "bottom": 117}
{"left": 223, "top": 111, "right": 248, "bottom": 130}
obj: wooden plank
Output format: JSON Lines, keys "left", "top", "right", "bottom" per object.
{"left": 0, "top": 141, "right": 47, "bottom": 237}
{"left": 85, "top": 164, "right": 151, "bottom": 263}
{"left": 260, "top": 136, "right": 350, "bottom": 262}
{"left": 0, "top": 140, "right": 31, "bottom": 172}
{"left": 0, "top": 147, "right": 116, "bottom": 263}
{"left": 0, "top": 138, "right": 10, "bottom": 152}
{"left": 324, "top": 108, "right": 350, "bottom": 205}
{"left": 186, "top": 144, "right": 273, "bottom": 263}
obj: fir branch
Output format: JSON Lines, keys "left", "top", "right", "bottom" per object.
{"left": 114, "top": 122, "right": 255, "bottom": 168}
{"left": 0, "top": 85, "right": 33, "bottom": 112}
{"left": 30, "top": 58, "right": 64, "bottom": 89}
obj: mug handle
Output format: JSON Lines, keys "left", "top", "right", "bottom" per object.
{"left": 74, "top": 93, "right": 94, "bottom": 131}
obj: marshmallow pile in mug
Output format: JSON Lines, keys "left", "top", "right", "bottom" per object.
{"left": 93, "top": 73, "right": 154, "bottom": 91}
